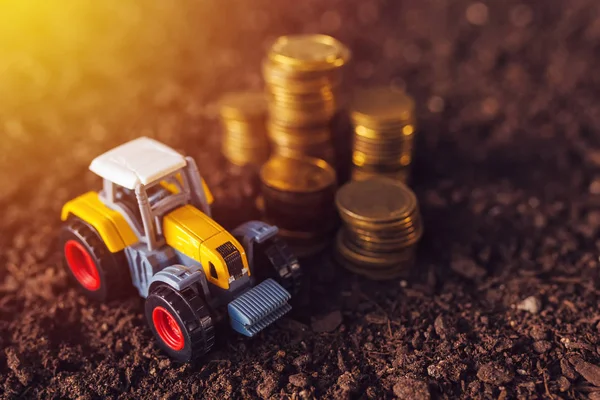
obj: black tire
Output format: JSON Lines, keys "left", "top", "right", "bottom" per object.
{"left": 60, "top": 217, "right": 128, "bottom": 301}
{"left": 253, "top": 236, "right": 303, "bottom": 296}
{"left": 145, "top": 285, "right": 215, "bottom": 362}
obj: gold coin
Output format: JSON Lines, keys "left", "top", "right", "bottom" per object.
{"left": 352, "top": 152, "right": 411, "bottom": 168}
{"left": 341, "top": 230, "right": 417, "bottom": 259}
{"left": 269, "top": 34, "right": 350, "bottom": 71}
{"left": 219, "top": 91, "right": 267, "bottom": 120}
{"left": 268, "top": 133, "right": 332, "bottom": 148}
{"left": 345, "top": 238, "right": 415, "bottom": 261}
{"left": 336, "top": 178, "right": 417, "bottom": 223}
{"left": 267, "top": 122, "right": 332, "bottom": 143}
{"left": 346, "top": 218, "right": 423, "bottom": 238}
{"left": 334, "top": 251, "right": 412, "bottom": 280}
{"left": 351, "top": 87, "right": 415, "bottom": 126}
{"left": 261, "top": 154, "right": 336, "bottom": 193}
{"left": 341, "top": 206, "right": 421, "bottom": 228}
{"left": 345, "top": 223, "right": 423, "bottom": 242}
{"left": 268, "top": 92, "right": 337, "bottom": 110}
{"left": 266, "top": 75, "right": 341, "bottom": 97}
{"left": 351, "top": 166, "right": 411, "bottom": 184}
{"left": 264, "top": 76, "right": 342, "bottom": 95}
{"left": 262, "top": 59, "right": 343, "bottom": 82}
{"left": 336, "top": 238, "right": 415, "bottom": 267}
{"left": 335, "top": 231, "right": 413, "bottom": 268}
{"left": 272, "top": 145, "right": 336, "bottom": 165}
{"left": 346, "top": 233, "right": 421, "bottom": 252}
{"left": 354, "top": 123, "right": 416, "bottom": 140}
{"left": 353, "top": 134, "right": 414, "bottom": 147}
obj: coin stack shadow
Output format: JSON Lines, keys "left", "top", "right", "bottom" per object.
{"left": 262, "top": 34, "right": 351, "bottom": 164}
{"left": 259, "top": 154, "right": 338, "bottom": 257}
{"left": 219, "top": 91, "right": 271, "bottom": 167}
{"left": 350, "top": 87, "right": 417, "bottom": 183}
{"left": 335, "top": 178, "right": 423, "bottom": 280}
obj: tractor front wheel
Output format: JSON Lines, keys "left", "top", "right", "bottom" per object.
{"left": 145, "top": 285, "right": 215, "bottom": 362}
{"left": 60, "top": 218, "right": 128, "bottom": 301}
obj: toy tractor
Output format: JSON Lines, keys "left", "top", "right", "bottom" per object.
{"left": 60, "top": 137, "right": 302, "bottom": 362}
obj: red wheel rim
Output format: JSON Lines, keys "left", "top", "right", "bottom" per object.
{"left": 152, "top": 306, "right": 185, "bottom": 351}
{"left": 64, "top": 240, "right": 101, "bottom": 291}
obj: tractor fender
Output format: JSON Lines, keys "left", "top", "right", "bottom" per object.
{"left": 148, "top": 265, "right": 210, "bottom": 300}
{"left": 231, "top": 221, "right": 279, "bottom": 272}
{"left": 61, "top": 191, "right": 138, "bottom": 253}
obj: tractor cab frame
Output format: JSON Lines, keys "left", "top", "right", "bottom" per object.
{"left": 89, "top": 138, "right": 212, "bottom": 251}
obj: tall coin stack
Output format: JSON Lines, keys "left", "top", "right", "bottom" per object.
{"left": 263, "top": 34, "right": 351, "bottom": 164}
{"left": 219, "top": 91, "right": 270, "bottom": 167}
{"left": 335, "top": 178, "right": 423, "bottom": 280}
{"left": 259, "top": 155, "right": 337, "bottom": 257}
{"left": 350, "top": 87, "right": 417, "bottom": 183}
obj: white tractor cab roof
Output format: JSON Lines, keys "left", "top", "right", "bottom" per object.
{"left": 89, "top": 137, "right": 187, "bottom": 190}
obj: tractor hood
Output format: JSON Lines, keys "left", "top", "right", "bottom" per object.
{"left": 162, "top": 205, "right": 250, "bottom": 289}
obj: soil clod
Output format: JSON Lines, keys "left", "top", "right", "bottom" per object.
{"left": 569, "top": 355, "right": 600, "bottom": 387}
{"left": 477, "top": 362, "right": 514, "bottom": 386}
{"left": 393, "top": 376, "right": 430, "bottom": 400}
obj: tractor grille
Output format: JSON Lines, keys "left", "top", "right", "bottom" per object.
{"left": 217, "top": 241, "right": 244, "bottom": 279}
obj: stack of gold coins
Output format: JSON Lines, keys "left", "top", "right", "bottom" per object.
{"left": 263, "top": 34, "right": 351, "bottom": 164}
{"left": 350, "top": 87, "right": 417, "bottom": 183}
{"left": 259, "top": 154, "right": 337, "bottom": 257}
{"left": 335, "top": 178, "right": 423, "bottom": 280}
{"left": 219, "top": 91, "right": 270, "bottom": 167}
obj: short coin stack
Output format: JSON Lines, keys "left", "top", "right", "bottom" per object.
{"left": 335, "top": 177, "right": 423, "bottom": 280}
{"left": 350, "top": 87, "right": 417, "bottom": 183}
{"left": 259, "top": 155, "right": 337, "bottom": 257}
{"left": 263, "top": 34, "right": 351, "bottom": 164}
{"left": 219, "top": 91, "right": 270, "bottom": 167}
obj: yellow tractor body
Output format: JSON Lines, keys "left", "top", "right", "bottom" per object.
{"left": 59, "top": 137, "right": 300, "bottom": 362}
{"left": 61, "top": 191, "right": 138, "bottom": 252}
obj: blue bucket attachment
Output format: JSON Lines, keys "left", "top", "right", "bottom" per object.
{"left": 228, "top": 278, "right": 292, "bottom": 337}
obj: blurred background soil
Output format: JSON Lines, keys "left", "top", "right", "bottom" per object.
{"left": 2, "top": 0, "right": 600, "bottom": 398}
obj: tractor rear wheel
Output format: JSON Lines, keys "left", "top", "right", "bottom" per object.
{"left": 60, "top": 218, "right": 128, "bottom": 301}
{"left": 145, "top": 285, "right": 215, "bottom": 362}
{"left": 252, "top": 236, "right": 303, "bottom": 296}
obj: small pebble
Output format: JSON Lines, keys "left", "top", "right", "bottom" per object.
{"left": 530, "top": 325, "right": 548, "bottom": 340}
{"left": 557, "top": 376, "right": 571, "bottom": 392}
{"left": 289, "top": 373, "right": 309, "bottom": 388}
{"left": 466, "top": 2, "right": 489, "bottom": 25}
{"left": 434, "top": 315, "right": 455, "bottom": 339}
{"left": 365, "top": 312, "right": 388, "bottom": 325}
{"left": 451, "top": 258, "right": 487, "bottom": 280}
{"left": 337, "top": 371, "right": 358, "bottom": 393}
{"left": 590, "top": 179, "right": 600, "bottom": 194}
{"left": 516, "top": 296, "right": 542, "bottom": 314}
{"left": 293, "top": 354, "right": 312, "bottom": 368}
{"left": 510, "top": 4, "right": 533, "bottom": 27}
{"left": 427, "top": 96, "right": 445, "bottom": 113}
{"left": 533, "top": 340, "right": 552, "bottom": 353}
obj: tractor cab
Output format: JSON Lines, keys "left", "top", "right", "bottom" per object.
{"left": 89, "top": 137, "right": 213, "bottom": 251}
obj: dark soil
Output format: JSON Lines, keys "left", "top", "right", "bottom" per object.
{"left": 2, "top": 0, "right": 600, "bottom": 398}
